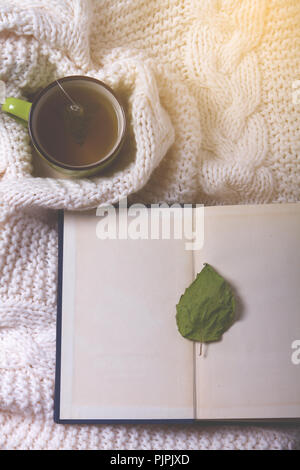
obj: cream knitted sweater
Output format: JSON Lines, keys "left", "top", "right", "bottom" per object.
{"left": 0, "top": 0, "right": 299, "bottom": 450}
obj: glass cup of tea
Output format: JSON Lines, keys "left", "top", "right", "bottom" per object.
{"left": 1, "top": 76, "right": 126, "bottom": 177}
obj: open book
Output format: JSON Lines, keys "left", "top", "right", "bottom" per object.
{"left": 54, "top": 202, "right": 300, "bottom": 423}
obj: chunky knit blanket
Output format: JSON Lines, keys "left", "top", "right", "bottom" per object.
{"left": 0, "top": 0, "right": 299, "bottom": 450}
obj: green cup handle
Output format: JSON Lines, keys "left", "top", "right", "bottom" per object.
{"left": 2, "top": 98, "right": 32, "bottom": 122}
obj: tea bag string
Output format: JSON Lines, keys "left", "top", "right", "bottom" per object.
{"left": 56, "top": 80, "right": 83, "bottom": 114}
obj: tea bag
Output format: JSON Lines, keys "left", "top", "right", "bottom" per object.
{"left": 57, "top": 79, "right": 96, "bottom": 146}
{"left": 63, "top": 103, "right": 96, "bottom": 146}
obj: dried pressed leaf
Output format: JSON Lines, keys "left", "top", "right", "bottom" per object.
{"left": 176, "top": 263, "right": 236, "bottom": 343}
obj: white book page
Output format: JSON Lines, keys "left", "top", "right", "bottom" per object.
{"left": 59, "top": 208, "right": 195, "bottom": 420}
{"left": 193, "top": 203, "right": 300, "bottom": 419}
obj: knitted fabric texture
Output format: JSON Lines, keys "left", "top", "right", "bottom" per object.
{"left": 0, "top": 0, "right": 299, "bottom": 450}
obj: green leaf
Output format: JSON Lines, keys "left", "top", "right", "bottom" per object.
{"left": 176, "top": 263, "right": 236, "bottom": 343}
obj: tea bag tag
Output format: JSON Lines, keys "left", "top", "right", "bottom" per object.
{"left": 0, "top": 81, "right": 6, "bottom": 105}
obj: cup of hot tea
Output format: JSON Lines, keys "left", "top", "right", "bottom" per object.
{"left": 1, "top": 76, "right": 126, "bottom": 177}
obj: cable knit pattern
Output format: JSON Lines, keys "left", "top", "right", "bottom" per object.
{"left": 0, "top": 0, "right": 299, "bottom": 450}
{"left": 257, "top": 0, "right": 300, "bottom": 203}
{"left": 184, "top": 0, "right": 272, "bottom": 204}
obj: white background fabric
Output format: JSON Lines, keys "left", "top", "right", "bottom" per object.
{"left": 0, "top": 0, "right": 299, "bottom": 450}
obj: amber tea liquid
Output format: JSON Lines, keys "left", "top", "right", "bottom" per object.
{"left": 33, "top": 80, "right": 120, "bottom": 167}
